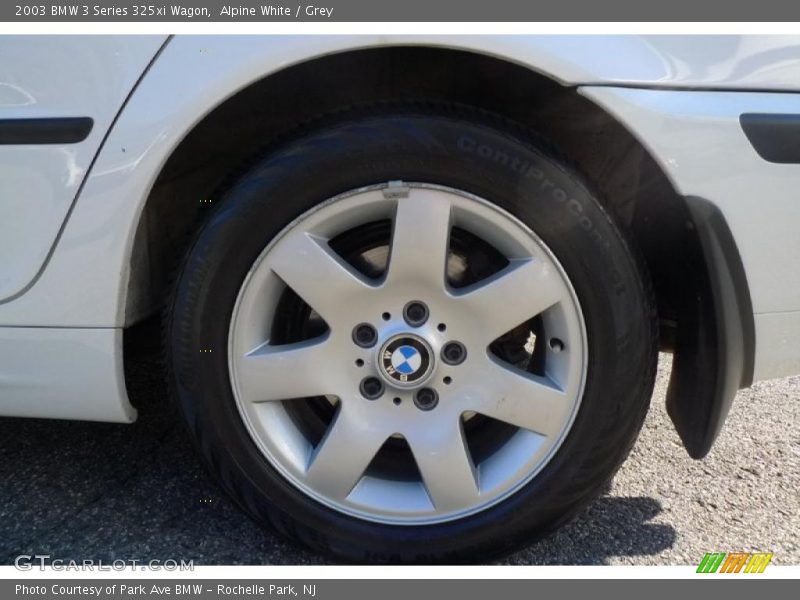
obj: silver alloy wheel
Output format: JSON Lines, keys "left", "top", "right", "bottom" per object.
{"left": 228, "top": 183, "right": 587, "bottom": 525}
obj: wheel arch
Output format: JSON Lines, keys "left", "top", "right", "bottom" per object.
{"left": 124, "top": 44, "right": 754, "bottom": 457}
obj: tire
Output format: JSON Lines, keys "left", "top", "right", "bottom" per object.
{"left": 165, "top": 106, "right": 657, "bottom": 563}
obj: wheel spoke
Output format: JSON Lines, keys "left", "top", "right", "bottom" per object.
{"left": 236, "top": 337, "right": 338, "bottom": 403}
{"left": 384, "top": 191, "right": 452, "bottom": 290}
{"left": 470, "top": 359, "right": 570, "bottom": 437}
{"left": 269, "top": 230, "right": 374, "bottom": 323}
{"left": 407, "top": 420, "right": 480, "bottom": 511}
{"left": 304, "top": 405, "right": 389, "bottom": 500}
{"left": 454, "top": 258, "right": 563, "bottom": 340}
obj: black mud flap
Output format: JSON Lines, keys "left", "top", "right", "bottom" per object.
{"left": 666, "top": 197, "right": 755, "bottom": 459}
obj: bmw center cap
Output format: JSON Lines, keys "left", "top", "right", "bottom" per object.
{"left": 379, "top": 334, "right": 434, "bottom": 388}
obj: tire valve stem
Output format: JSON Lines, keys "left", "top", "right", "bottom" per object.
{"left": 549, "top": 338, "right": 565, "bottom": 353}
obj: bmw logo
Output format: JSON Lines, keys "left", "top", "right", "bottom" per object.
{"left": 378, "top": 335, "right": 433, "bottom": 387}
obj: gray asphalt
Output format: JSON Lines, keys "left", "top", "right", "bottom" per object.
{"left": 1, "top": 341, "right": 797, "bottom": 566}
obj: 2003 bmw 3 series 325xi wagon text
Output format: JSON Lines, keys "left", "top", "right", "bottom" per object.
{"left": 2, "top": 35, "right": 799, "bottom": 563}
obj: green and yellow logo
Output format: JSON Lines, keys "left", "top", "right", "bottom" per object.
{"left": 697, "top": 552, "right": 773, "bottom": 573}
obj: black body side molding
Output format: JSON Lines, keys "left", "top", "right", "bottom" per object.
{"left": 740, "top": 113, "right": 800, "bottom": 164}
{"left": 666, "top": 196, "right": 755, "bottom": 459}
{"left": 0, "top": 117, "right": 93, "bottom": 145}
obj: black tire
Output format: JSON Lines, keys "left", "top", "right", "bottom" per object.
{"left": 165, "top": 106, "right": 658, "bottom": 564}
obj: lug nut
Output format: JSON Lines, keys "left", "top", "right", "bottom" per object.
{"left": 352, "top": 323, "right": 378, "bottom": 348}
{"left": 441, "top": 341, "right": 467, "bottom": 365}
{"left": 360, "top": 377, "right": 384, "bottom": 400}
{"left": 414, "top": 388, "right": 439, "bottom": 411}
{"left": 403, "top": 301, "right": 429, "bottom": 327}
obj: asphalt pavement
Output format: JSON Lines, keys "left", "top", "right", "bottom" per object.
{"left": 1, "top": 337, "right": 797, "bottom": 566}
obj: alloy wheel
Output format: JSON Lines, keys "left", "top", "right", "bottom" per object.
{"left": 228, "top": 182, "right": 587, "bottom": 525}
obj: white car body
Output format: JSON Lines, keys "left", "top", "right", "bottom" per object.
{"left": 1, "top": 34, "right": 799, "bottom": 433}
